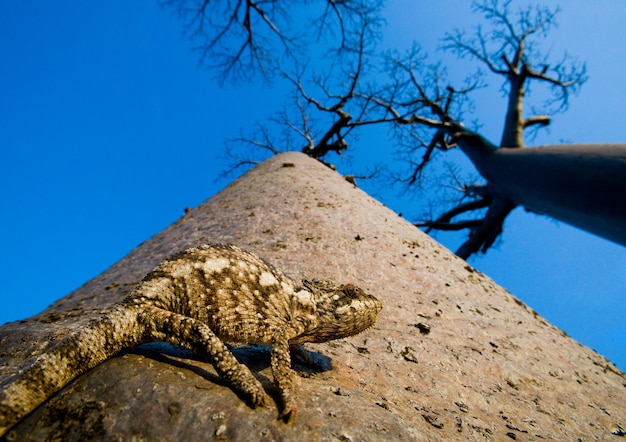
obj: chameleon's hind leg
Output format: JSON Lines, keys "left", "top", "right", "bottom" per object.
{"left": 140, "top": 307, "right": 266, "bottom": 407}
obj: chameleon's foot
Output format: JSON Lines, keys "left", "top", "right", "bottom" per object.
{"left": 279, "top": 405, "right": 297, "bottom": 424}
{"left": 229, "top": 372, "right": 267, "bottom": 408}
{"left": 277, "top": 386, "right": 298, "bottom": 423}
{"left": 244, "top": 384, "right": 267, "bottom": 409}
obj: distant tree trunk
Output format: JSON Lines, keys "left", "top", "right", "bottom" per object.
{"left": 457, "top": 136, "right": 626, "bottom": 246}
{"left": 500, "top": 70, "right": 526, "bottom": 148}
{"left": 386, "top": 1, "right": 590, "bottom": 258}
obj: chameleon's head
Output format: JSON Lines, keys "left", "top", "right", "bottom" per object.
{"left": 294, "top": 279, "right": 382, "bottom": 343}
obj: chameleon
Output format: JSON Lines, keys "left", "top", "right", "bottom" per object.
{"left": 0, "top": 244, "right": 382, "bottom": 435}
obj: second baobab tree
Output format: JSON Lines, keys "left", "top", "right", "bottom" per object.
{"left": 379, "top": 0, "right": 599, "bottom": 258}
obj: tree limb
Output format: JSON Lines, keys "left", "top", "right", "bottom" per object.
{"left": 523, "top": 115, "right": 551, "bottom": 128}
{"left": 416, "top": 219, "right": 483, "bottom": 231}
{"left": 455, "top": 195, "right": 517, "bottom": 259}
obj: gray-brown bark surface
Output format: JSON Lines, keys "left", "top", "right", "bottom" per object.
{"left": 1, "top": 152, "right": 624, "bottom": 440}
{"left": 481, "top": 143, "right": 626, "bottom": 247}
{"left": 456, "top": 138, "right": 626, "bottom": 247}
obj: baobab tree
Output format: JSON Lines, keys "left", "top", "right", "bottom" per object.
{"left": 376, "top": 2, "right": 625, "bottom": 258}
{"left": 380, "top": 0, "right": 589, "bottom": 258}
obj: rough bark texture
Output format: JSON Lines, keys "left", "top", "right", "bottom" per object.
{"left": 0, "top": 152, "right": 624, "bottom": 441}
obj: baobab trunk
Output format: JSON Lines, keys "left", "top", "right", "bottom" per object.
{"left": 0, "top": 152, "right": 623, "bottom": 440}
{"left": 459, "top": 138, "right": 626, "bottom": 247}
{"left": 499, "top": 72, "right": 526, "bottom": 148}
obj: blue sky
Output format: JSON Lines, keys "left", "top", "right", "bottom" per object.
{"left": 1, "top": 1, "right": 625, "bottom": 370}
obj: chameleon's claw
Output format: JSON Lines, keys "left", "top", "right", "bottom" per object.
{"left": 230, "top": 373, "right": 267, "bottom": 408}
{"left": 279, "top": 406, "right": 297, "bottom": 424}
{"left": 247, "top": 391, "right": 267, "bottom": 408}
{"left": 243, "top": 382, "right": 267, "bottom": 408}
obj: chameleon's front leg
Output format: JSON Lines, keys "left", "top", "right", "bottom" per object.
{"left": 271, "top": 334, "right": 299, "bottom": 423}
{"left": 140, "top": 307, "right": 267, "bottom": 408}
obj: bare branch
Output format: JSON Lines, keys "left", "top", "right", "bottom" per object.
{"left": 314, "top": 0, "right": 384, "bottom": 52}
{"left": 223, "top": 8, "right": 388, "bottom": 168}
{"left": 220, "top": 124, "right": 284, "bottom": 179}
{"left": 455, "top": 195, "right": 516, "bottom": 258}
{"left": 429, "top": 197, "right": 491, "bottom": 224}
{"left": 441, "top": 27, "right": 506, "bottom": 75}
{"left": 161, "top": 0, "right": 383, "bottom": 82}
{"left": 523, "top": 115, "right": 550, "bottom": 129}
{"left": 439, "top": 0, "right": 587, "bottom": 148}
{"left": 416, "top": 219, "right": 483, "bottom": 231}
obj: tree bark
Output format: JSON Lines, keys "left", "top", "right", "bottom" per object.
{"left": 477, "top": 143, "right": 626, "bottom": 247}
{"left": 500, "top": 71, "right": 526, "bottom": 148}
{"left": 0, "top": 152, "right": 623, "bottom": 440}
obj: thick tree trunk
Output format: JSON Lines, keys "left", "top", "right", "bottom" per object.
{"left": 500, "top": 73, "right": 525, "bottom": 148}
{"left": 458, "top": 135, "right": 626, "bottom": 246}
{"left": 476, "top": 143, "right": 626, "bottom": 247}
{"left": 0, "top": 152, "right": 623, "bottom": 440}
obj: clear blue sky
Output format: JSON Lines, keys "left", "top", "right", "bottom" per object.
{"left": 1, "top": 1, "right": 625, "bottom": 371}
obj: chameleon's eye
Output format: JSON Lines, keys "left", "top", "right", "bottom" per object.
{"left": 341, "top": 285, "right": 361, "bottom": 299}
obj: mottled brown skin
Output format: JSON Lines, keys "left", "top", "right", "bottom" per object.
{"left": 0, "top": 245, "right": 382, "bottom": 435}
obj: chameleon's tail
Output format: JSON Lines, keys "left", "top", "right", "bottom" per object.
{"left": 0, "top": 304, "right": 145, "bottom": 437}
